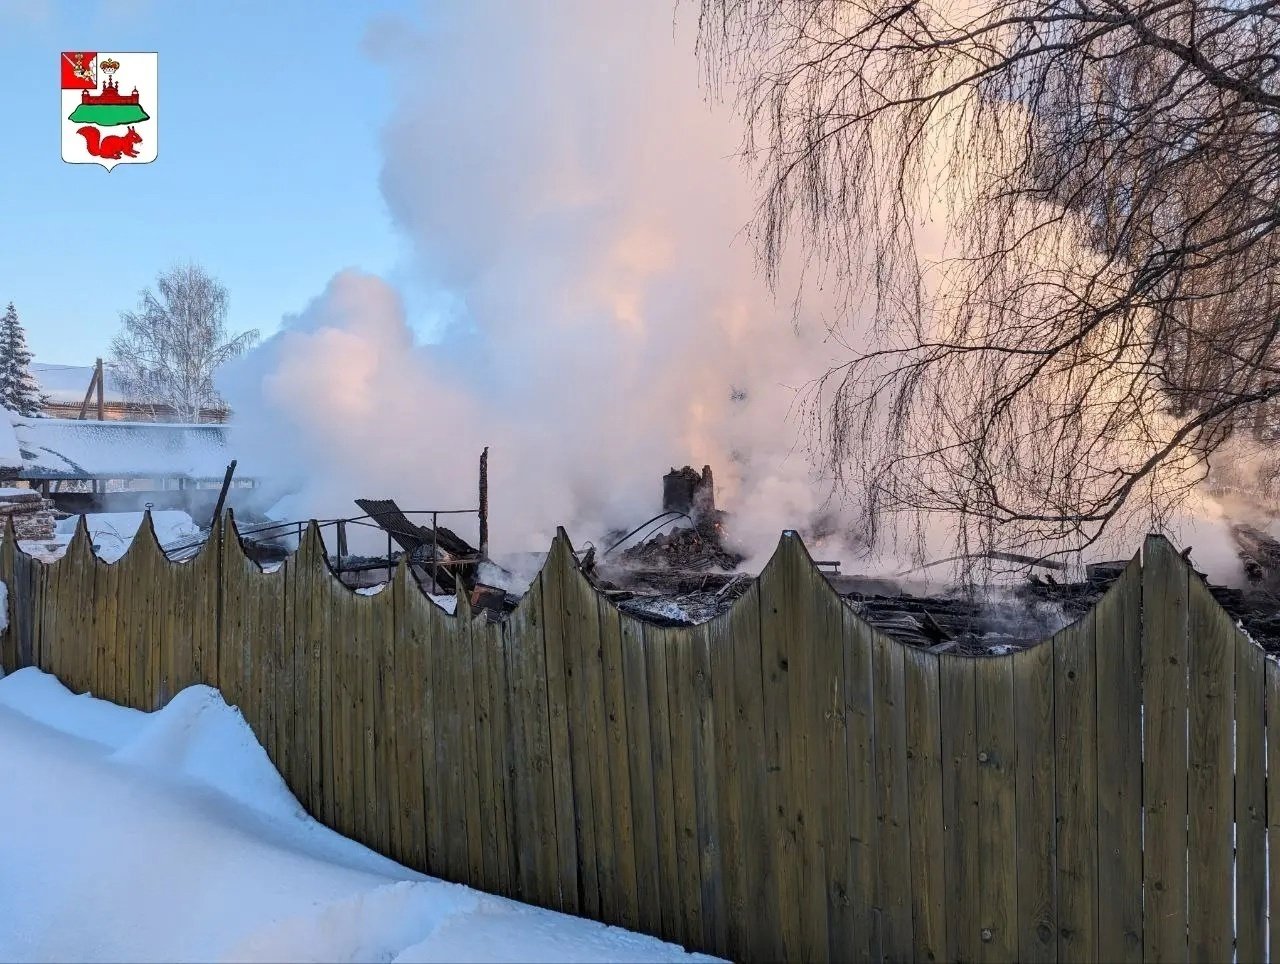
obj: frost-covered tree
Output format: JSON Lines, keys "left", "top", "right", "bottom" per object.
{"left": 0, "top": 302, "right": 47, "bottom": 417}
{"left": 111, "top": 264, "right": 259, "bottom": 423}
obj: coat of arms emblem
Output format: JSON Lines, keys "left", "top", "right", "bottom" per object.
{"left": 61, "top": 52, "right": 158, "bottom": 171}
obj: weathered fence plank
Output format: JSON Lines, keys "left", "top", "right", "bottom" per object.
{"left": 540, "top": 534, "right": 583, "bottom": 915}
{"left": 793, "top": 544, "right": 832, "bottom": 963}
{"left": 903, "top": 646, "right": 945, "bottom": 963}
{"left": 468, "top": 601, "right": 497, "bottom": 892}
{"left": 842, "top": 605, "right": 877, "bottom": 963}
{"left": 620, "top": 612, "right": 663, "bottom": 941}
{"left": 940, "top": 654, "right": 980, "bottom": 964}
{"left": 690, "top": 622, "right": 725, "bottom": 953}
{"left": 599, "top": 601, "right": 639, "bottom": 931}
{"left": 0, "top": 518, "right": 15, "bottom": 675}
{"left": 1141, "top": 534, "right": 1189, "bottom": 964}
{"left": 100, "top": 533, "right": 121, "bottom": 704}
{"left": 730, "top": 579, "right": 781, "bottom": 962}
{"left": 666, "top": 622, "right": 705, "bottom": 949}
{"left": 1012, "top": 640, "right": 1056, "bottom": 964}
{"left": 872, "top": 629, "right": 913, "bottom": 962}
{"left": 1093, "top": 556, "right": 1142, "bottom": 963}
{"left": 438, "top": 587, "right": 467, "bottom": 880}
{"left": 707, "top": 604, "right": 744, "bottom": 959}
{"left": 975, "top": 655, "right": 1017, "bottom": 963}
{"left": 503, "top": 566, "right": 554, "bottom": 906}
{"left": 757, "top": 541, "right": 800, "bottom": 960}
{"left": 454, "top": 594, "right": 485, "bottom": 889}
{"left": 645, "top": 622, "right": 681, "bottom": 944}
{"left": 1268, "top": 658, "right": 1280, "bottom": 961}
{"left": 567, "top": 557, "right": 609, "bottom": 924}
{"left": 1237, "top": 635, "right": 1267, "bottom": 964}
{"left": 1053, "top": 605, "right": 1099, "bottom": 963}
{"left": 391, "top": 562, "right": 425, "bottom": 871}
{"left": 1186, "top": 572, "right": 1234, "bottom": 962}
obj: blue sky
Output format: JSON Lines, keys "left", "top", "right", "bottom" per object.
{"left": 0, "top": 0, "right": 426, "bottom": 364}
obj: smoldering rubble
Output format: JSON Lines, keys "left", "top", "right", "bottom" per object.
{"left": 223, "top": 466, "right": 1280, "bottom": 656}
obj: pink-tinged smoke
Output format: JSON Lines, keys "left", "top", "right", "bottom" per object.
{"left": 222, "top": 0, "right": 862, "bottom": 565}
{"left": 221, "top": 0, "right": 1252, "bottom": 583}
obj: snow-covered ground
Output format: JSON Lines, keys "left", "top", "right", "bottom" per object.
{"left": 51, "top": 510, "right": 203, "bottom": 562}
{"left": 0, "top": 668, "right": 717, "bottom": 963}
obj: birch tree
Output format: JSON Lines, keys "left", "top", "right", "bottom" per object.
{"left": 111, "top": 265, "right": 258, "bottom": 422}
{"left": 697, "top": 1, "right": 1280, "bottom": 559}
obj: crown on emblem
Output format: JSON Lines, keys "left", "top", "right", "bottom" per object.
{"left": 100, "top": 58, "right": 120, "bottom": 73}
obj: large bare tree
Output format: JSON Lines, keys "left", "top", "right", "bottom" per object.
{"left": 697, "top": 1, "right": 1280, "bottom": 559}
{"left": 112, "top": 264, "right": 258, "bottom": 423}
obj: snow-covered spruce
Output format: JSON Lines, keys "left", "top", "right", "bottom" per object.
{"left": 0, "top": 303, "right": 46, "bottom": 417}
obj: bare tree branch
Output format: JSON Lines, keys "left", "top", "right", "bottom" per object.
{"left": 699, "top": 0, "right": 1280, "bottom": 560}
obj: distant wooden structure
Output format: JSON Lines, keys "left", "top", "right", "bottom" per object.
{"left": 33, "top": 361, "right": 228, "bottom": 423}
{"left": 0, "top": 525, "right": 1272, "bottom": 962}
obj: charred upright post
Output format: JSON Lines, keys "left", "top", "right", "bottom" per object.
{"left": 478, "top": 446, "right": 489, "bottom": 562}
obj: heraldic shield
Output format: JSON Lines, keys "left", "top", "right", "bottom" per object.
{"left": 61, "top": 52, "right": 158, "bottom": 171}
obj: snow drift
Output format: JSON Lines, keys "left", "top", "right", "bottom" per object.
{"left": 0, "top": 667, "right": 716, "bottom": 963}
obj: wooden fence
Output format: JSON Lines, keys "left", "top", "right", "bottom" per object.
{"left": 0, "top": 514, "right": 1275, "bottom": 963}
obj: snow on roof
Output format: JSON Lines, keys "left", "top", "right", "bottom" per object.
{"left": 14, "top": 416, "right": 240, "bottom": 480}
{"left": 30, "top": 362, "right": 130, "bottom": 405}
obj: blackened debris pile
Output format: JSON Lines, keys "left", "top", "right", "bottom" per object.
{"left": 1234, "top": 524, "right": 1280, "bottom": 592}
{"left": 618, "top": 524, "right": 744, "bottom": 573}
{"left": 841, "top": 563, "right": 1124, "bottom": 655}
{"left": 586, "top": 464, "right": 748, "bottom": 623}
{"left": 607, "top": 464, "right": 743, "bottom": 575}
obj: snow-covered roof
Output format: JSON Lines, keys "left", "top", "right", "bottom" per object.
{"left": 31, "top": 363, "right": 130, "bottom": 405}
{"left": 13, "top": 416, "right": 240, "bottom": 480}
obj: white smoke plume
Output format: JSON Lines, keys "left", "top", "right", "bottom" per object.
{"left": 222, "top": 0, "right": 867, "bottom": 565}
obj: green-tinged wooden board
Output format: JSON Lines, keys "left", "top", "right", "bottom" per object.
{"left": 1093, "top": 558, "right": 1142, "bottom": 962}
{"left": 1186, "top": 573, "right": 1234, "bottom": 962}
{"left": 872, "top": 630, "right": 913, "bottom": 961}
{"left": 1011, "top": 641, "right": 1056, "bottom": 963}
{"left": 1235, "top": 637, "right": 1266, "bottom": 964}
{"left": 974, "top": 655, "right": 1017, "bottom": 963}
{"left": 1267, "top": 658, "right": 1280, "bottom": 960}
{"left": 940, "top": 655, "right": 979, "bottom": 964}
{"left": 844, "top": 610, "right": 878, "bottom": 963}
{"left": 646, "top": 624, "right": 682, "bottom": 944}
{"left": 599, "top": 601, "right": 640, "bottom": 930}
{"left": 620, "top": 612, "right": 662, "bottom": 940}
{"left": 1054, "top": 606, "right": 1099, "bottom": 963}
{"left": 757, "top": 540, "right": 801, "bottom": 960}
{"left": 1141, "top": 536, "right": 1189, "bottom": 964}
{"left": 903, "top": 646, "right": 945, "bottom": 963}
{"left": 540, "top": 536, "right": 582, "bottom": 914}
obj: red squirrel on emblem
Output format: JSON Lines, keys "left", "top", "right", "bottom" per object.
{"left": 76, "top": 125, "right": 142, "bottom": 159}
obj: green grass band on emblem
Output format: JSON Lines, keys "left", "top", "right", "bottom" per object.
{"left": 67, "top": 104, "right": 151, "bottom": 126}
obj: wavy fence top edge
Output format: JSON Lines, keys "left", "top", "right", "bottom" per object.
{"left": 5, "top": 512, "right": 1237, "bottom": 660}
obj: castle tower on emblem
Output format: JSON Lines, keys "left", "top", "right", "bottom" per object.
{"left": 61, "top": 52, "right": 158, "bottom": 171}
